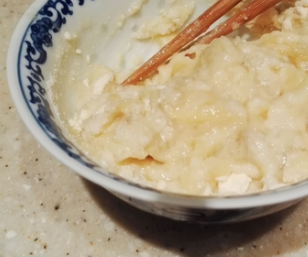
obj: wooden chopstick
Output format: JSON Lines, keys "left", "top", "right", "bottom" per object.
{"left": 121, "top": 0, "right": 243, "bottom": 86}
{"left": 121, "top": 0, "right": 281, "bottom": 86}
{"left": 195, "top": 0, "right": 282, "bottom": 45}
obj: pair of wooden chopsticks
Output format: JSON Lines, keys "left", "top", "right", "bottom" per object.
{"left": 121, "top": 0, "right": 282, "bottom": 86}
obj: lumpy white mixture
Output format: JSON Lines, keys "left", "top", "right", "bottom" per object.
{"left": 53, "top": 0, "right": 308, "bottom": 196}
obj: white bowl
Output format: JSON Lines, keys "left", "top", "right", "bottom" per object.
{"left": 7, "top": 0, "right": 308, "bottom": 223}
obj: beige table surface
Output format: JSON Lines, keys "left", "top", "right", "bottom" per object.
{"left": 2, "top": 1, "right": 308, "bottom": 256}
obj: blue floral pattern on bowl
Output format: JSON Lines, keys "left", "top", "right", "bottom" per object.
{"left": 20, "top": 0, "right": 99, "bottom": 170}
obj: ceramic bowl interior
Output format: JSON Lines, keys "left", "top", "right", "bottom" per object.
{"left": 7, "top": 0, "right": 308, "bottom": 223}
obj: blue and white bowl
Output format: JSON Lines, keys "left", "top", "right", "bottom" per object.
{"left": 6, "top": 0, "right": 308, "bottom": 223}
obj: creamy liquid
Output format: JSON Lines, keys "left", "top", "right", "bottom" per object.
{"left": 50, "top": 0, "right": 308, "bottom": 196}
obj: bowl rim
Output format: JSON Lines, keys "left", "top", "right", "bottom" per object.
{"left": 6, "top": 0, "right": 308, "bottom": 210}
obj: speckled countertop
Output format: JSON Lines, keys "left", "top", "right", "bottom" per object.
{"left": 2, "top": 1, "right": 308, "bottom": 257}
